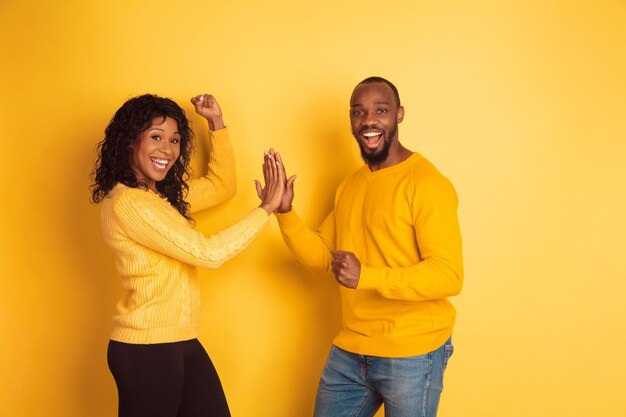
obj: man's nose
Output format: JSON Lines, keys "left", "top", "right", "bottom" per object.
{"left": 362, "top": 113, "right": 377, "bottom": 126}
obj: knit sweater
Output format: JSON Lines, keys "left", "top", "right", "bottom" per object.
{"left": 101, "top": 128, "right": 269, "bottom": 344}
{"left": 276, "top": 152, "right": 463, "bottom": 357}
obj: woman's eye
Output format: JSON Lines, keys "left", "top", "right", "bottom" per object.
{"left": 151, "top": 135, "right": 161, "bottom": 141}
{"left": 171, "top": 139, "right": 180, "bottom": 144}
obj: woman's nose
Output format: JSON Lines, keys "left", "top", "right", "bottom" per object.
{"left": 159, "top": 141, "right": 174, "bottom": 155}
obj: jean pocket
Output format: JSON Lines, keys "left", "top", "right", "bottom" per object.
{"left": 443, "top": 343, "right": 454, "bottom": 372}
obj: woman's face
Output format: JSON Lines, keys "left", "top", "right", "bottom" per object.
{"left": 130, "top": 116, "right": 181, "bottom": 192}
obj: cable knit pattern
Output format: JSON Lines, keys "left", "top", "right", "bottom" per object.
{"left": 101, "top": 128, "right": 269, "bottom": 344}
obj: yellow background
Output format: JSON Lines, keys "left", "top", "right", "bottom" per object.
{"left": 1, "top": 1, "right": 625, "bottom": 416}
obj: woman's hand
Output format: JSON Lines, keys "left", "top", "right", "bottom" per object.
{"left": 255, "top": 149, "right": 291, "bottom": 214}
{"left": 191, "top": 94, "right": 225, "bottom": 131}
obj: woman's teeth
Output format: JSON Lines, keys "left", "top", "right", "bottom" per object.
{"left": 151, "top": 158, "right": 169, "bottom": 169}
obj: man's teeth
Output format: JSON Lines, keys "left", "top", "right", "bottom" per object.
{"left": 363, "top": 132, "right": 382, "bottom": 142}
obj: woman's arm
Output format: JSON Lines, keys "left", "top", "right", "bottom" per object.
{"left": 114, "top": 188, "right": 268, "bottom": 269}
{"left": 186, "top": 94, "right": 236, "bottom": 213}
{"left": 113, "top": 152, "right": 285, "bottom": 269}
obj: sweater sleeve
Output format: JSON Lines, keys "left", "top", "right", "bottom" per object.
{"left": 358, "top": 173, "right": 464, "bottom": 301}
{"left": 186, "top": 128, "right": 237, "bottom": 213}
{"left": 113, "top": 188, "right": 269, "bottom": 269}
{"left": 275, "top": 209, "right": 336, "bottom": 276}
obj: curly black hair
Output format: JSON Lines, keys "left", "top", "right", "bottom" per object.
{"left": 90, "top": 94, "right": 194, "bottom": 220}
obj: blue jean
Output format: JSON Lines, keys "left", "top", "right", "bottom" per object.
{"left": 313, "top": 339, "right": 453, "bottom": 417}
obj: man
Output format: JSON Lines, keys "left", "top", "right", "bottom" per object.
{"left": 260, "top": 77, "right": 463, "bottom": 417}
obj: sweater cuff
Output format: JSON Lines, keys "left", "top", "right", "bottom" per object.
{"left": 249, "top": 206, "right": 271, "bottom": 223}
{"left": 209, "top": 126, "right": 229, "bottom": 141}
{"left": 274, "top": 209, "right": 306, "bottom": 234}
{"left": 358, "top": 266, "right": 385, "bottom": 291}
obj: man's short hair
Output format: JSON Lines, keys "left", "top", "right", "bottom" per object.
{"left": 354, "top": 76, "right": 401, "bottom": 107}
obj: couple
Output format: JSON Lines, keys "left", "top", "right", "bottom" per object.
{"left": 90, "top": 77, "right": 464, "bottom": 417}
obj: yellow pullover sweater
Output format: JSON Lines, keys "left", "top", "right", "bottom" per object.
{"left": 276, "top": 152, "right": 463, "bottom": 357}
{"left": 101, "top": 128, "right": 269, "bottom": 344}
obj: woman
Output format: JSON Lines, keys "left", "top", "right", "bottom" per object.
{"left": 91, "top": 93, "right": 284, "bottom": 417}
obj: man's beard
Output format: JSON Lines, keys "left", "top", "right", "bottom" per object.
{"left": 355, "top": 122, "right": 397, "bottom": 165}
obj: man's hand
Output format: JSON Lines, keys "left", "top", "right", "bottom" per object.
{"left": 331, "top": 250, "right": 361, "bottom": 289}
{"left": 191, "top": 94, "right": 224, "bottom": 131}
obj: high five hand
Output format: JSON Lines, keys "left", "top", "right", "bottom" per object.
{"left": 256, "top": 149, "right": 286, "bottom": 214}
{"left": 255, "top": 149, "right": 296, "bottom": 213}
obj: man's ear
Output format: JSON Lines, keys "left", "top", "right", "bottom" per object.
{"left": 396, "top": 106, "right": 405, "bottom": 124}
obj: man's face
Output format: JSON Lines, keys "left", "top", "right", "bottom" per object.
{"left": 350, "top": 82, "right": 404, "bottom": 165}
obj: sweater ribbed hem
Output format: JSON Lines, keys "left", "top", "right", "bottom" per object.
{"left": 333, "top": 326, "right": 453, "bottom": 358}
{"left": 110, "top": 324, "right": 199, "bottom": 345}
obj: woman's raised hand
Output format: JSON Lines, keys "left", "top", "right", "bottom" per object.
{"left": 190, "top": 94, "right": 224, "bottom": 131}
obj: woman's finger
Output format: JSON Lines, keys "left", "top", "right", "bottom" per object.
{"left": 254, "top": 180, "right": 264, "bottom": 199}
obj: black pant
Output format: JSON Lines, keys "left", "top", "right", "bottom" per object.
{"left": 107, "top": 339, "right": 231, "bottom": 417}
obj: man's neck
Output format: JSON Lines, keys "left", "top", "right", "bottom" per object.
{"left": 368, "top": 143, "right": 413, "bottom": 172}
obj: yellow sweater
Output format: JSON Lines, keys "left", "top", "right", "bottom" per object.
{"left": 276, "top": 152, "right": 463, "bottom": 357}
{"left": 101, "top": 128, "right": 269, "bottom": 344}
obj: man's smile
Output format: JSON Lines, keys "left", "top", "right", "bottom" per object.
{"left": 360, "top": 130, "right": 384, "bottom": 149}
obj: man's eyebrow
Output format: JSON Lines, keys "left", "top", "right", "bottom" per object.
{"left": 351, "top": 100, "right": 391, "bottom": 107}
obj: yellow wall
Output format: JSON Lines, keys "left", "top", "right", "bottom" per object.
{"left": 1, "top": 1, "right": 625, "bottom": 416}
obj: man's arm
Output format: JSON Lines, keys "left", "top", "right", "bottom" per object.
{"left": 256, "top": 149, "right": 336, "bottom": 275}
{"left": 276, "top": 210, "right": 336, "bottom": 275}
